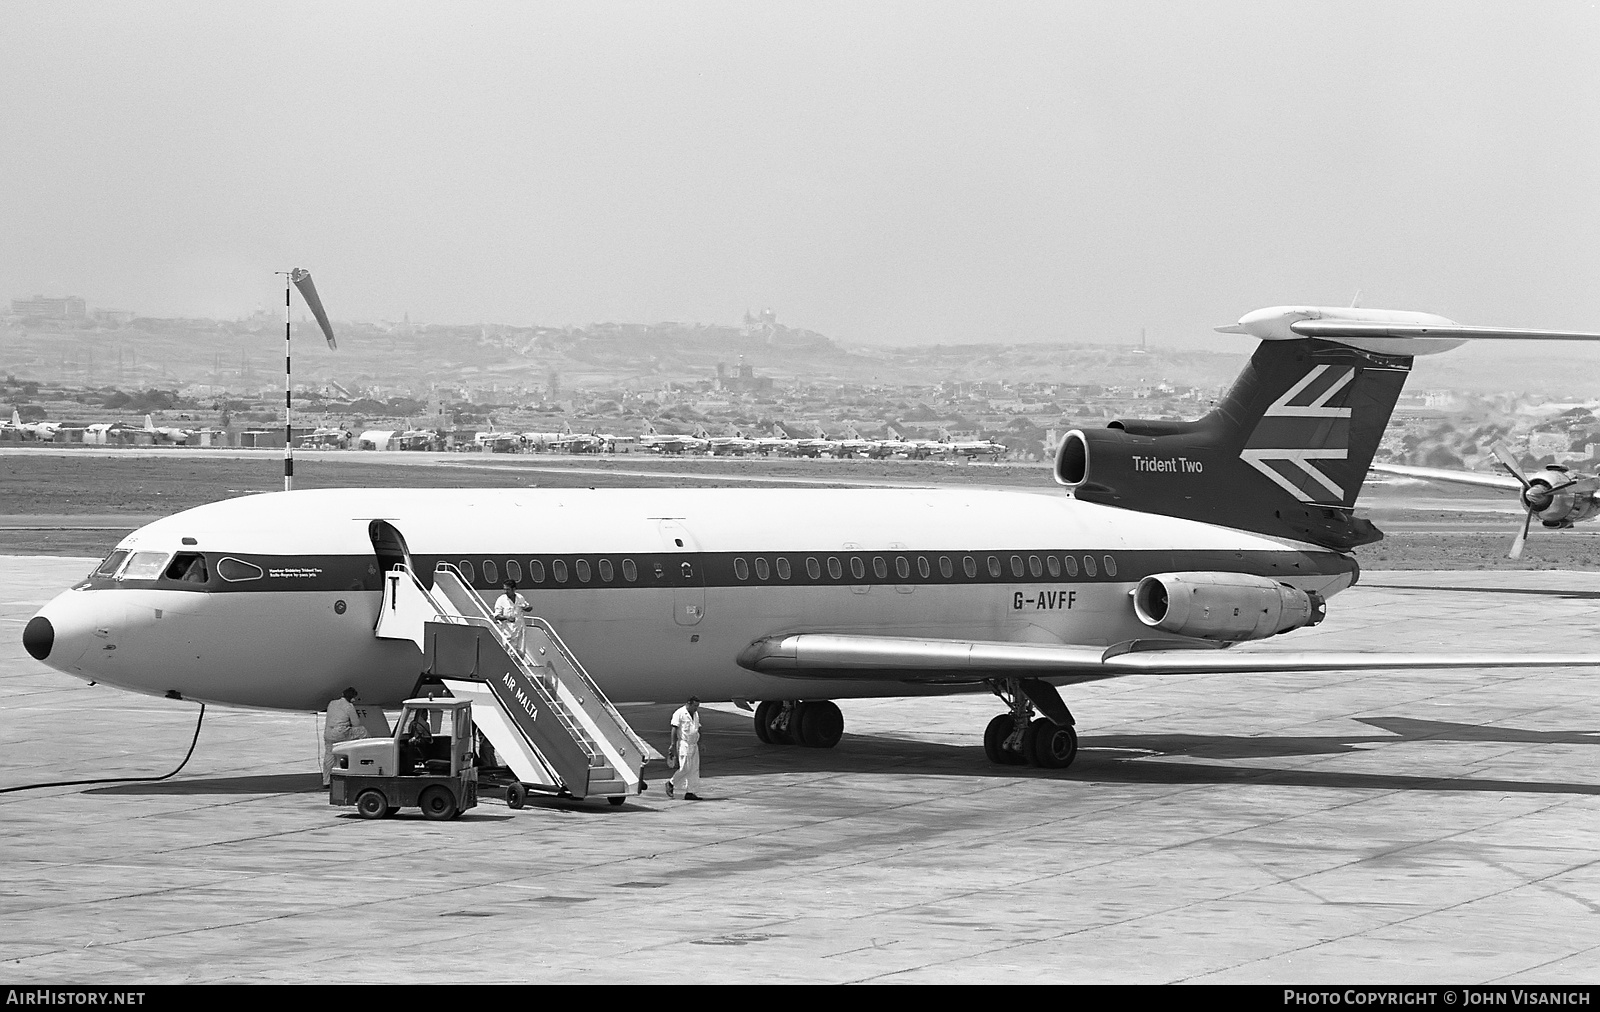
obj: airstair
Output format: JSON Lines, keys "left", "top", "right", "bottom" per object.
{"left": 375, "top": 562, "right": 660, "bottom": 803}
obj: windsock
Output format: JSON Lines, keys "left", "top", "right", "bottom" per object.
{"left": 289, "top": 267, "right": 337, "bottom": 349}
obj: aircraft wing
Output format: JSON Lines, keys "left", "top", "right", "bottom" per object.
{"left": 737, "top": 633, "right": 1598, "bottom": 684}
{"left": 1370, "top": 462, "right": 1523, "bottom": 491}
{"left": 1291, "top": 321, "right": 1600, "bottom": 342}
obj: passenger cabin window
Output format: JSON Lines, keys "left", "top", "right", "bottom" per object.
{"left": 119, "top": 551, "right": 171, "bottom": 581}
{"left": 827, "top": 557, "right": 843, "bottom": 580}
{"left": 622, "top": 559, "right": 637, "bottom": 582}
{"left": 775, "top": 557, "right": 791, "bottom": 580}
{"left": 896, "top": 557, "right": 911, "bottom": 580}
{"left": 1028, "top": 555, "right": 1043, "bottom": 578}
{"left": 917, "top": 557, "right": 930, "bottom": 579}
{"left": 1010, "top": 555, "right": 1024, "bottom": 578}
{"left": 939, "top": 556, "right": 953, "bottom": 579}
{"left": 483, "top": 560, "right": 499, "bottom": 585}
{"left": 599, "top": 559, "right": 614, "bottom": 582}
{"left": 1083, "top": 556, "right": 1097, "bottom": 577}
{"left": 962, "top": 556, "right": 977, "bottom": 579}
{"left": 1103, "top": 556, "right": 1117, "bottom": 577}
{"left": 552, "top": 559, "right": 568, "bottom": 583}
{"left": 164, "top": 553, "right": 208, "bottom": 584}
{"left": 1064, "top": 555, "right": 1079, "bottom": 577}
{"left": 1046, "top": 556, "right": 1061, "bottom": 578}
{"left": 505, "top": 560, "right": 522, "bottom": 584}
{"left": 807, "top": 557, "right": 822, "bottom": 580}
{"left": 850, "top": 557, "right": 866, "bottom": 581}
{"left": 735, "top": 558, "right": 750, "bottom": 581}
{"left": 217, "top": 557, "right": 265, "bottom": 582}
{"left": 93, "top": 550, "right": 129, "bottom": 579}
{"left": 459, "top": 560, "right": 476, "bottom": 583}
{"left": 529, "top": 560, "right": 545, "bottom": 583}
{"left": 576, "top": 559, "right": 591, "bottom": 583}
{"left": 987, "top": 556, "right": 1002, "bottom": 579}
{"left": 755, "top": 557, "right": 770, "bottom": 581}
{"left": 872, "top": 557, "right": 888, "bottom": 580}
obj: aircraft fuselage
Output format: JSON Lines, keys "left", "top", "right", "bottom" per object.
{"left": 25, "top": 487, "right": 1357, "bottom": 712}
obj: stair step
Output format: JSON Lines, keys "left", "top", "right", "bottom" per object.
{"left": 584, "top": 778, "right": 630, "bottom": 797}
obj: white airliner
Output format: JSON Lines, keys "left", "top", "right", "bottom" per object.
{"left": 23, "top": 305, "right": 1600, "bottom": 769}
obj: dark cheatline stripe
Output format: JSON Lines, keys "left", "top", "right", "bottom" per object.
{"left": 78, "top": 546, "right": 1355, "bottom": 595}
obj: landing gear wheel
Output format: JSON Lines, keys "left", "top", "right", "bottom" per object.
{"left": 355, "top": 789, "right": 389, "bottom": 819}
{"left": 1025, "top": 719, "right": 1078, "bottom": 770}
{"left": 753, "top": 700, "right": 779, "bottom": 744}
{"left": 419, "top": 785, "right": 458, "bottom": 821}
{"left": 983, "top": 713, "right": 1026, "bottom": 766}
{"left": 506, "top": 783, "right": 527, "bottom": 810}
{"left": 607, "top": 796, "right": 626, "bottom": 807}
{"left": 797, "top": 700, "right": 844, "bottom": 748}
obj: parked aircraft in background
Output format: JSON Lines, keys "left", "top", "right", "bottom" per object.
{"left": 301, "top": 426, "right": 354, "bottom": 450}
{"left": 25, "top": 304, "right": 1600, "bottom": 774}
{"left": 6, "top": 410, "right": 62, "bottom": 441}
{"left": 699, "top": 425, "right": 757, "bottom": 456}
{"left": 1372, "top": 442, "right": 1600, "bottom": 558}
{"left": 938, "top": 428, "right": 1007, "bottom": 459}
{"left": 475, "top": 430, "right": 524, "bottom": 453}
{"left": 638, "top": 421, "right": 704, "bottom": 454}
{"left": 143, "top": 415, "right": 193, "bottom": 445}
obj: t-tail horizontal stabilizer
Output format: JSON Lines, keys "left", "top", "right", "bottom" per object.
{"left": 1059, "top": 306, "right": 1600, "bottom": 552}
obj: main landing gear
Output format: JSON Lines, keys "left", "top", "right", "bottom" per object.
{"left": 984, "top": 677, "right": 1078, "bottom": 770}
{"left": 753, "top": 699, "right": 844, "bottom": 749}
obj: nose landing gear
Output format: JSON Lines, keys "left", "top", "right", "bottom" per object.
{"left": 985, "top": 677, "right": 1078, "bottom": 770}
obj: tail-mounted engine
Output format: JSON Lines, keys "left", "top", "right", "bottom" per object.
{"left": 1132, "top": 571, "right": 1326, "bottom": 642}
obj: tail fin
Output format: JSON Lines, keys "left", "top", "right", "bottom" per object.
{"left": 144, "top": 414, "right": 156, "bottom": 432}
{"left": 1057, "top": 337, "right": 1410, "bottom": 550}
{"left": 10, "top": 411, "right": 19, "bottom": 427}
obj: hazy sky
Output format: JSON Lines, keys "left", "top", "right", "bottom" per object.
{"left": 3, "top": 1, "right": 1598, "bottom": 347}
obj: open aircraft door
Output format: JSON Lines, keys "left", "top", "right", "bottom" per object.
{"left": 656, "top": 520, "right": 705, "bottom": 626}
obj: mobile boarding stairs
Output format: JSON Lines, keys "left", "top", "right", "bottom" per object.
{"left": 375, "top": 562, "right": 660, "bottom": 806}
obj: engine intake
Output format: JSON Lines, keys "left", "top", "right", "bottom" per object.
{"left": 1132, "top": 571, "right": 1325, "bottom": 642}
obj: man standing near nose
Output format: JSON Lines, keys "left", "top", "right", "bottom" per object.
{"left": 322, "top": 686, "right": 368, "bottom": 786}
{"left": 665, "top": 695, "right": 703, "bottom": 800}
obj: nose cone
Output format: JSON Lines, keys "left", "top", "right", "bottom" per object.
{"left": 23, "top": 615, "right": 53, "bottom": 660}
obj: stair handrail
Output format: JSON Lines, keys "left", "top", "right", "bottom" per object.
{"left": 524, "top": 615, "right": 657, "bottom": 761}
{"left": 407, "top": 563, "right": 599, "bottom": 762}
{"left": 432, "top": 562, "right": 656, "bottom": 766}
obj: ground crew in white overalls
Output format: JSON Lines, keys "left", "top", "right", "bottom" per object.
{"left": 666, "top": 695, "right": 702, "bottom": 800}
{"left": 493, "top": 579, "right": 532, "bottom": 654}
{"left": 322, "top": 686, "right": 369, "bottom": 786}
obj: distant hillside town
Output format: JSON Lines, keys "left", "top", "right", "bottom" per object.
{"left": 4, "top": 293, "right": 1597, "bottom": 468}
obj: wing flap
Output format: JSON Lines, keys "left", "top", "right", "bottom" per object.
{"left": 737, "top": 633, "right": 1600, "bottom": 683}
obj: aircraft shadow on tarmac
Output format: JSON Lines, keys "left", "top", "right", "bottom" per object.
{"left": 698, "top": 712, "right": 1600, "bottom": 796}
{"left": 78, "top": 714, "right": 1600, "bottom": 799}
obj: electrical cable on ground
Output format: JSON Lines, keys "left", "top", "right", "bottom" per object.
{"left": 0, "top": 702, "right": 206, "bottom": 794}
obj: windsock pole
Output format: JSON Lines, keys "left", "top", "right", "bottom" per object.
{"left": 275, "top": 267, "right": 337, "bottom": 493}
{"left": 283, "top": 272, "right": 294, "bottom": 491}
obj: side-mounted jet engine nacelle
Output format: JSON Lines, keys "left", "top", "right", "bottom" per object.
{"left": 1132, "top": 571, "right": 1326, "bottom": 642}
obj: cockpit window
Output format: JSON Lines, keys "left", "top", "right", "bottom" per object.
{"left": 217, "top": 557, "right": 265, "bottom": 582}
{"left": 164, "top": 553, "right": 209, "bottom": 584}
{"left": 118, "top": 551, "right": 172, "bottom": 581}
{"left": 92, "top": 550, "right": 129, "bottom": 579}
